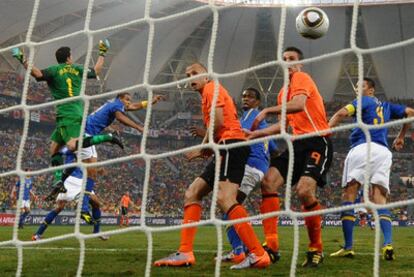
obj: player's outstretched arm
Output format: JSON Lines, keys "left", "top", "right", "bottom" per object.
{"left": 114, "top": 111, "right": 144, "bottom": 132}
{"left": 11, "top": 48, "right": 43, "bottom": 79}
{"left": 329, "top": 106, "right": 352, "bottom": 128}
{"left": 94, "top": 39, "right": 110, "bottom": 75}
{"left": 393, "top": 107, "right": 414, "bottom": 151}
{"left": 246, "top": 122, "right": 281, "bottom": 140}
{"left": 126, "top": 95, "right": 165, "bottom": 111}
{"left": 251, "top": 94, "right": 307, "bottom": 130}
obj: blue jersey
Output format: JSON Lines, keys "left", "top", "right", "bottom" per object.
{"left": 240, "top": 109, "right": 277, "bottom": 174}
{"left": 85, "top": 98, "right": 125, "bottom": 135}
{"left": 348, "top": 96, "right": 406, "bottom": 148}
{"left": 65, "top": 152, "right": 83, "bottom": 179}
{"left": 16, "top": 177, "right": 33, "bottom": 200}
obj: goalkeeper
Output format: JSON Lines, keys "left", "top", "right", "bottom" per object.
{"left": 12, "top": 40, "right": 122, "bottom": 193}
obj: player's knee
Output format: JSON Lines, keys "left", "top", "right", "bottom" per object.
{"left": 184, "top": 188, "right": 198, "bottom": 204}
{"left": 296, "top": 185, "right": 313, "bottom": 201}
{"left": 261, "top": 175, "right": 280, "bottom": 194}
{"left": 87, "top": 168, "right": 97, "bottom": 179}
{"left": 66, "top": 139, "right": 77, "bottom": 152}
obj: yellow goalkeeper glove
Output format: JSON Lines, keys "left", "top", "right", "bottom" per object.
{"left": 11, "top": 47, "right": 25, "bottom": 64}
{"left": 99, "top": 39, "right": 110, "bottom": 57}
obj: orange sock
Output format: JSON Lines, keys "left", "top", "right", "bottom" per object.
{"left": 303, "top": 202, "right": 322, "bottom": 252}
{"left": 228, "top": 204, "right": 264, "bottom": 256}
{"left": 260, "top": 193, "right": 280, "bottom": 251}
{"left": 179, "top": 203, "right": 202, "bottom": 253}
{"left": 120, "top": 216, "right": 124, "bottom": 225}
{"left": 126, "top": 217, "right": 129, "bottom": 226}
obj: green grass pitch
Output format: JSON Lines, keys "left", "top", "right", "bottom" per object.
{"left": 0, "top": 225, "right": 413, "bottom": 276}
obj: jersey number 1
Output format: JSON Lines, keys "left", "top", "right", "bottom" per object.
{"left": 66, "top": 78, "right": 73, "bottom": 97}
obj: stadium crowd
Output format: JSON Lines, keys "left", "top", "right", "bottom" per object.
{"left": 1, "top": 71, "right": 414, "bottom": 219}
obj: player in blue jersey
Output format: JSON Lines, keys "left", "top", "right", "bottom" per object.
{"left": 329, "top": 77, "right": 414, "bottom": 260}
{"left": 12, "top": 174, "right": 36, "bottom": 229}
{"left": 32, "top": 153, "right": 110, "bottom": 240}
{"left": 56, "top": 92, "right": 164, "bottom": 226}
{"left": 190, "top": 88, "right": 278, "bottom": 264}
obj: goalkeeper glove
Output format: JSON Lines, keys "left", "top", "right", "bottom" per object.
{"left": 11, "top": 47, "right": 25, "bottom": 64}
{"left": 98, "top": 39, "right": 110, "bottom": 57}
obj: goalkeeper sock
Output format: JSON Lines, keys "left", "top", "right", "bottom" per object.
{"left": 341, "top": 202, "right": 355, "bottom": 250}
{"left": 178, "top": 203, "right": 202, "bottom": 253}
{"left": 92, "top": 207, "right": 101, "bottom": 233}
{"left": 260, "top": 193, "right": 280, "bottom": 251}
{"left": 378, "top": 209, "right": 392, "bottom": 246}
{"left": 51, "top": 153, "right": 64, "bottom": 184}
{"left": 36, "top": 210, "right": 59, "bottom": 236}
{"left": 79, "top": 134, "right": 113, "bottom": 148}
{"left": 303, "top": 202, "right": 323, "bottom": 252}
{"left": 222, "top": 214, "right": 245, "bottom": 255}
{"left": 81, "top": 178, "right": 95, "bottom": 213}
{"left": 227, "top": 204, "right": 264, "bottom": 256}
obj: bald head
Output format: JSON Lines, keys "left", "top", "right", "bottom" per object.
{"left": 185, "top": 62, "right": 209, "bottom": 92}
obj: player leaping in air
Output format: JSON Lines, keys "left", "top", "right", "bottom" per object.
{"left": 154, "top": 63, "right": 270, "bottom": 269}
{"left": 52, "top": 92, "right": 163, "bottom": 225}
{"left": 329, "top": 77, "right": 414, "bottom": 260}
{"left": 12, "top": 40, "right": 122, "bottom": 195}
{"left": 247, "top": 46, "right": 333, "bottom": 268}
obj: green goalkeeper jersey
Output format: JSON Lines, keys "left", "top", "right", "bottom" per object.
{"left": 39, "top": 63, "right": 96, "bottom": 127}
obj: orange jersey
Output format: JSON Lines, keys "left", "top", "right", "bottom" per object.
{"left": 277, "top": 72, "right": 329, "bottom": 135}
{"left": 121, "top": 195, "right": 131, "bottom": 208}
{"left": 201, "top": 81, "right": 245, "bottom": 142}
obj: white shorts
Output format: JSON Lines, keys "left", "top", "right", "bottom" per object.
{"left": 80, "top": 134, "right": 97, "bottom": 160}
{"left": 56, "top": 176, "right": 95, "bottom": 202}
{"left": 80, "top": 145, "right": 97, "bottom": 160}
{"left": 239, "top": 164, "right": 265, "bottom": 197}
{"left": 342, "top": 142, "right": 392, "bottom": 192}
{"left": 21, "top": 200, "right": 31, "bottom": 209}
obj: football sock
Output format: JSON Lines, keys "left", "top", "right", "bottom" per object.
{"left": 18, "top": 211, "right": 29, "bottom": 227}
{"left": 79, "top": 134, "right": 113, "bottom": 148}
{"left": 303, "top": 202, "right": 323, "bottom": 252}
{"left": 36, "top": 210, "right": 59, "bottom": 236}
{"left": 81, "top": 178, "right": 95, "bottom": 213}
{"left": 92, "top": 207, "right": 101, "bottom": 233}
{"left": 223, "top": 213, "right": 245, "bottom": 255}
{"left": 125, "top": 217, "right": 129, "bottom": 226}
{"left": 260, "top": 193, "right": 280, "bottom": 251}
{"left": 378, "top": 209, "right": 392, "bottom": 246}
{"left": 341, "top": 201, "right": 355, "bottom": 250}
{"left": 120, "top": 215, "right": 124, "bottom": 226}
{"left": 179, "top": 203, "right": 202, "bottom": 253}
{"left": 51, "top": 153, "right": 63, "bottom": 183}
{"left": 227, "top": 204, "right": 264, "bottom": 256}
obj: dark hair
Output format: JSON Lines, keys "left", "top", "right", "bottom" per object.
{"left": 364, "top": 77, "right": 376, "bottom": 89}
{"left": 283, "top": 46, "right": 304, "bottom": 60}
{"left": 55, "top": 47, "right": 71, "bottom": 63}
{"left": 117, "top": 92, "right": 131, "bottom": 99}
{"left": 244, "top": 87, "right": 261, "bottom": 101}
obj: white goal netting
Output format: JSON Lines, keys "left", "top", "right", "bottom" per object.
{"left": 1, "top": 0, "right": 414, "bottom": 276}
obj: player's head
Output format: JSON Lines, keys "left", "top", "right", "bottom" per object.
{"left": 55, "top": 47, "right": 72, "bottom": 64}
{"left": 117, "top": 92, "right": 132, "bottom": 109}
{"left": 185, "top": 62, "right": 209, "bottom": 92}
{"left": 241, "top": 87, "right": 261, "bottom": 111}
{"left": 283, "top": 46, "right": 304, "bottom": 75}
{"left": 355, "top": 77, "right": 375, "bottom": 96}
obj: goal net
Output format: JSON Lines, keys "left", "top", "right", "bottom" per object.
{"left": 0, "top": 0, "right": 413, "bottom": 276}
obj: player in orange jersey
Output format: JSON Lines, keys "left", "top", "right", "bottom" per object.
{"left": 119, "top": 192, "right": 133, "bottom": 227}
{"left": 248, "top": 47, "right": 333, "bottom": 268}
{"left": 154, "top": 63, "right": 270, "bottom": 269}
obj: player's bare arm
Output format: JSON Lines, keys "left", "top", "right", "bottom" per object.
{"left": 126, "top": 95, "right": 164, "bottom": 111}
{"left": 114, "top": 111, "right": 144, "bottom": 132}
{"left": 246, "top": 122, "right": 281, "bottom": 140}
{"left": 329, "top": 106, "right": 352, "bottom": 128}
{"left": 393, "top": 107, "right": 414, "bottom": 151}
{"left": 251, "top": 94, "right": 307, "bottom": 130}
